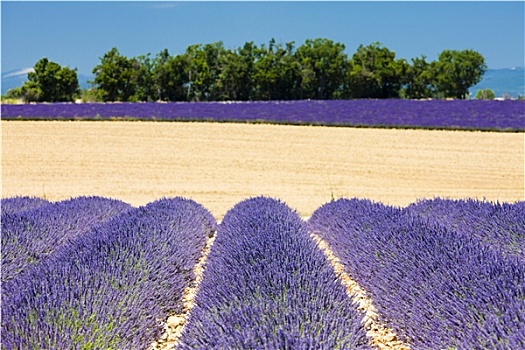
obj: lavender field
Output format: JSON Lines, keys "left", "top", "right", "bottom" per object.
{"left": 2, "top": 195, "right": 524, "bottom": 349}
{"left": 2, "top": 100, "right": 524, "bottom": 131}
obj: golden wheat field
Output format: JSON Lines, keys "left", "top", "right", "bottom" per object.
{"left": 2, "top": 120, "right": 524, "bottom": 219}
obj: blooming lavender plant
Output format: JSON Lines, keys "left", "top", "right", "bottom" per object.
{"left": 308, "top": 198, "right": 525, "bottom": 349}
{"left": 178, "top": 196, "right": 370, "bottom": 349}
{"left": 1, "top": 196, "right": 132, "bottom": 283}
{"left": 2, "top": 100, "right": 523, "bottom": 131}
{"left": 405, "top": 198, "right": 525, "bottom": 261}
{"left": 0, "top": 196, "right": 50, "bottom": 215}
{"left": 1, "top": 197, "right": 216, "bottom": 350}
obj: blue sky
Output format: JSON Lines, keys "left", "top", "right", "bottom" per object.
{"left": 2, "top": 1, "right": 524, "bottom": 76}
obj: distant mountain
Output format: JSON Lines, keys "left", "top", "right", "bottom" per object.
{"left": 1, "top": 68, "right": 93, "bottom": 95}
{"left": 2, "top": 67, "right": 524, "bottom": 98}
{"left": 469, "top": 67, "right": 524, "bottom": 98}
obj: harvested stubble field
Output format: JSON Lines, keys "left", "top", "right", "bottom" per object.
{"left": 2, "top": 120, "right": 524, "bottom": 219}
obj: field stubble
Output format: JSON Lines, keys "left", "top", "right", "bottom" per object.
{"left": 2, "top": 121, "right": 524, "bottom": 219}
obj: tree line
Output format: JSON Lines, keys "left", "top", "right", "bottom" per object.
{"left": 7, "top": 38, "right": 488, "bottom": 103}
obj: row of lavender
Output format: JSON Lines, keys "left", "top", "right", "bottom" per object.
{"left": 2, "top": 196, "right": 524, "bottom": 348}
{"left": 1, "top": 196, "right": 131, "bottom": 283}
{"left": 2, "top": 197, "right": 216, "bottom": 349}
{"left": 309, "top": 198, "right": 525, "bottom": 349}
{"left": 178, "top": 197, "right": 370, "bottom": 348}
{"left": 2, "top": 99, "right": 524, "bottom": 131}
{"left": 405, "top": 198, "right": 525, "bottom": 262}
{"left": 1, "top": 196, "right": 370, "bottom": 349}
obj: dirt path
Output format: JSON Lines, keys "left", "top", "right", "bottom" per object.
{"left": 151, "top": 234, "right": 216, "bottom": 350}
{"left": 152, "top": 232, "right": 411, "bottom": 350}
{"left": 311, "top": 232, "right": 410, "bottom": 349}
{"left": 2, "top": 121, "right": 523, "bottom": 219}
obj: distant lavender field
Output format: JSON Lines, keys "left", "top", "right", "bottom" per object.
{"left": 2, "top": 100, "right": 524, "bottom": 131}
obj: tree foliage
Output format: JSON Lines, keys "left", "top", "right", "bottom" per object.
{"left": 295, "top": 38, "right": 349, "bottom": 99}
{"left": 153, "top": 49, "right": 187, "bottom": 102}
{"left": 475, "top": 88, "right": 495, "bottom": 100}
{"left": 9, "top": 58, "right": 79, "bottom": 102}
{"left": 347, "top": 42, "right": 408, "bottom": 99}
{"left": 11, "top": 39, "right": 488, "bottom": 102}
{"left": 91, "top": 48, "right": 134, "bottom": 102}
{"left": 216, "top": 42, "right": 256, "bottom": 101}
{"left": 252, "top": 39, "right": 301, "bottom": 100}
{"left": 403, "top": 55, "right": 435, "bottom": 99}
{"left": 431, "top": 49, "right": 487, "bottom": 99}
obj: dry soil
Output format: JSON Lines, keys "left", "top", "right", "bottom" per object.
{"left": 2, "top": 121, "right": 524, "bottom": 219}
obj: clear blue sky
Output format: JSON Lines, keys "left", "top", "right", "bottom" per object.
{"left": 2, "top": 1, "right": 524, "bottom": 75}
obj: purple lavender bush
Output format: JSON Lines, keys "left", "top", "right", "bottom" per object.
{"left": 2, "top": 100, "right": 523, "bottom": 131}
{"left": 1, "top": 196, "right": 132, "bottom": 283}
{"left": 0, "top": 196, "right": 50, "bottom": 215}
{"left": 178, "top": 196, "right": 370, "bottom": 349}
{"left": 405, "top": 198, "right": 525, "bottom": 261}
{"left": 308, "top": 198, "right": 525, "bottom": 349}
{"left": 1, "top": 197, "right": 216, "bottom": 350}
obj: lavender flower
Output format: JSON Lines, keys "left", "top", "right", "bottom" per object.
{"left": 2, "top": 100, "right": 523, "bottom": 131}
{"left": 1, "top": 196, "right": 50, "bottom": 215}
{"left": 405, "top": 198, "right": 525, "bottom": 261}
{"left": 1, "top": 196, "right": 132, "bottom": 283}
{"left": 179, "top": 196, "right": 370, "bottom": 349}
{"left": 1, "top": 197, "right": 216, "bottom": 350}
{"left": 309, "top": 198, "right": 525, "bottom": 349}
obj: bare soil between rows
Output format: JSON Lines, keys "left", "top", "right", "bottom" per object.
{"left": 2, "top": 121, "right": 524, "bottom": 219}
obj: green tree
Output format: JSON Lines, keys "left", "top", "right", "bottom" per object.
{"left": 216, "top": 42, "right": 263, "bottom": 101}
{"left": 252, "top": 39, "right": 300, "bottom": 100}
{"left": 128, "top": 53, "right": 155, "bottom": 102}
{"left": 431, "top": 49, "right": 487, "bottom": 99}
{"left": 6, "top": 84, "right": 42, "bottom": 102}
{"left": 53, "top": 66, "right": 80, "bottom": 102}
{"left": 276, "top": 41, "right": 301, "bottom": 100}
{"left": 152, "top": 48, "right": 171, "bottom": 101}
{"left": 228, "top": 42, "right": 258, "bottom": 100}
{"left": 475, "top": 88, "right": 495, "bottom": 100}
{"left": 347, "top": 42, "right": 407, "bottom": 99}
{"left": 183, "top": 43, "right": 227, "bottom": 101}
{"left": 92, "top": 48, "right": 134, "bottom": 101}
{"left": 217, "top": 48, "right": 247, "bottom": 100}
{"left": 252, "top": 39, "right": 279, "bottom": 100}
{"left": 295, "top": 38, "right": 349, "bottom": 99}
{"left": 202, "top": 42, "right": 227, "bottom": 101}
{"left": 184, "top": 44, "right": 207, "bottom": 101}
{"left": 164, "top": 54, "right": 188, "bottom": 102}
{"left": 16, "top": 58, "right": 79, "bottom": 102}
{"left": 403, "top": 55, "right": 435, "bottom": 99}
{"left": 152, "top": 49, "right": 188, "bottom": 102}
